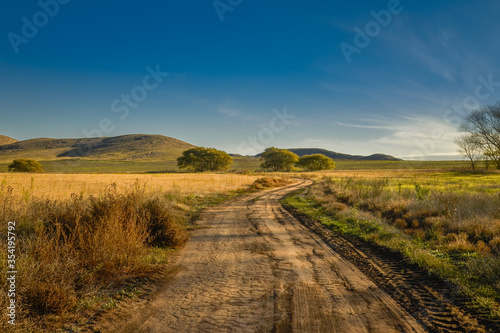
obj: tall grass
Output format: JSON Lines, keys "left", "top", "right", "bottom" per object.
{"left": 0, "top": 174, "right": 286, "bottom": 331}
{"left": 294, "top": 173, "right": 500, "bottom": 317}
{"left": 0, "top": 181, "right": 190, "bottom": 331}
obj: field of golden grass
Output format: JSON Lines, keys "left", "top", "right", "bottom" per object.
{"left": 0, "top": 172, "right": 266, "bottom": 332}
{"left": 0, "top": 173, "right": 261, "bottom": 200}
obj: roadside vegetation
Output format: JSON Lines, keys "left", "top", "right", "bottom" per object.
{"left": 0, "top": 173, "right": 286, "bottom": 332}
{"left": 283, "top": 170, "right": 500, "bottom": 318}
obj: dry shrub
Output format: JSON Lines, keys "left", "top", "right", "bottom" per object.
{"left": 451, "top": 218, "right": 500, "bottom": 242}
{"left": 411, "top": 219, "right": 420, "bottom": 228}
{"left": 332, "top": 202, "right": 347, "bottom": 211}
{"left": 394, "top": 218, "right": 408, "bottom": 229}
{"left": 140, "top": 197, "right": 187, "bottom": 247}
{"left": 475, "top": 241, "right": 491, "bottom": 256}
{"left": 423, "top": 217, "right": 443, "bottom": 229}
{"left": 408, "top": 229, "right": 426, "bottom": 239}
{"left": 443, "top": 233, "right": 459, "bottom": 243}
{"left": 489, "top": 236, "right": 500, "bottom": 255}
{"left": 447, "top": 233, "right": 476, "bottom": 252}
{"left": 0, "top": 185, "right": 188, "bottom": 329}
{"left": 251, "top": 177, "right": 291, "bottom": 190}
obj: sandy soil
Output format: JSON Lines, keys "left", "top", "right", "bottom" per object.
{"left": 93, "top": 180, "right": 426, "bottom": 332}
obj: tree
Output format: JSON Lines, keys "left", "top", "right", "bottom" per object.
{"left": 177, "top": 147, "right": 233, "bottom": 172}
{"left": 459, "top": 102, "right": 500, "bottom": 169}
{"left": 483, "top": 144, "right": 500, "bottom": 170}
{"left": 297, "top": 154, "right": 336, "bottom": 171}
{"left": 454, "top": 134, "right": 483, "bottom": 170}
{"left": 260, "top": 147, "right": 299, "bottom": 172}
{"left": 8, "top": 159, "right": 45, "bottom": 173}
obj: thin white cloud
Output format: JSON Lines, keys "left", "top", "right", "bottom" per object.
{"left": 334, "top": 121, "right": 397, "bottom": 130}
{"left": 368, "top": 114, "right": 461, "bottom": 158}
{"left": 281, "top": 114, "right": 462, "bottom": 160}
{"left": 382, "top": 16, "right": 459, "bottom": 82}
{"left": 217, "top": 106, "right": 240, "bottom": 117}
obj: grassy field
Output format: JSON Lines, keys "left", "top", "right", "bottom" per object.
{"left": 0, "top": 158, "right": 474, "bottom": 174}
{"left": 284, "top": 169, "right": 500, "bottom": 318}
{"left": 2, "top": 164, "right": 499, "bottom": 330}
{"left": 0, "top": 172, "right": 285, "bottom": 332}
{"left": 0, "top": 172, "right": 261, "bottom": 200}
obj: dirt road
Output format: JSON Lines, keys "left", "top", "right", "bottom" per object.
{"left": 98, "top": 180, "right": 426, "bottom": 332}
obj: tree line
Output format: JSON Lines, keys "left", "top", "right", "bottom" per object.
{"left": 5, "top": 147, "right": 334, "bottom": 173}
{"left": 177, "top": 147, "right": 335, "bottom": 172}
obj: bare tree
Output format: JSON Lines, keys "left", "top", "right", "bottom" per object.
{"left": 454, "top": 134, "right": 483, "bottom": 170}
{"left": 460, "top": 102, "right": 500, "bottom": 169}
{"left": 461, "top": 102, "right": 500, "bottom": 149}
{"left": 483, "top": 143, "right": 500, "bottom": 169}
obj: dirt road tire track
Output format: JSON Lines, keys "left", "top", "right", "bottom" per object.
{"left": 94, "top": 180, "right": 427, "bottom": 332}
{"left": 282, "top": 193, "right": 500, "bottom": 333}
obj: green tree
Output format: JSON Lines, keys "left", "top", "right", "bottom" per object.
{"left": 8, "top": 159, "right": 45, "bottom": 173}
{"left": 297, "top": 154, "right": 335, "bottom": 171}
{"left": 260, "top": 147, "right": 299, "bottom": 172}
{"left": 177, "top": 147, "right": 233, "bottom": 172}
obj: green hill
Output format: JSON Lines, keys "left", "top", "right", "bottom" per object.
{"left": 0, "top": 134, "right": 194, "bottom": 162}
{"left": 286, "top": 148, "right": 402, "bottom": 161}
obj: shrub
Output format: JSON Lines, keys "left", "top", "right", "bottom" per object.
{"left": 0, "top": 186, "right": 187, "bottom": 330}
{"left": 8, "top": 159, "right": 45, "bottom": 173}
{"left": 490, "top": 236, "right": 500, "bottom": 255}
{"left": 250, "top": 177, "right": 291, "bottom": 190}
{"left": 394, "top": 218, "right": 408, "bottom": 229}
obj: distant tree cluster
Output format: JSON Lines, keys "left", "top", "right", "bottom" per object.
{"left": 457, "top": 102, "right": 500, "bottom": 170}
{"left": 260, "top": 147, "right": 335, "bottom": 172}
{"left": 8, "top": 159, "right": 45, "bottom": 173}
{"left": 177, "top": 146, "right": 336, "bottom": 173}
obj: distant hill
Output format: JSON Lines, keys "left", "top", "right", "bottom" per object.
{"left": 0, "top": 134, "right": 401, "bottom": 164}
{"left": 0, "top": 134, "right": 194, "bottom": 162}
{"left": 0, "top": 135, "right": 17, "bottom": 146}
{"left": 285, "top": 148, "right": 402, "bottom": 161}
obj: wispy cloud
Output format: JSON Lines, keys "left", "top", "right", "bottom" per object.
{"left": 367, "top": 114, "right": 461, "bottom": 158}
{"left": 217, "top": 106, "right": 240, "bottom": 117}
{"left": 381, "top": 17, "right": 459, "bottom": 82}
{"left": 334, "top": 121, "right": 397, "bottom": 130}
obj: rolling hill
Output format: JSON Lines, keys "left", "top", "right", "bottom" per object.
{"left": 0, "top": 134, "right": 401, "bottom": 170}
{"left": 0, "top": 135, "right": 17, "bottom": 146}
{"left": 261, "top": 148, "right": 402, "bottom": 161}
{"left": 0, "top": 134, "right": 194, "bottom": 162}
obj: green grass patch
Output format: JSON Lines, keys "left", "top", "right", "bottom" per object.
{"left": 282, "top": 192, "right": 500, "bottom": 319}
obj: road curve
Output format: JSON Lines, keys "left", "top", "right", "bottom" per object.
{"left": 102, "top": 180, "right": 426, "bottom": 333}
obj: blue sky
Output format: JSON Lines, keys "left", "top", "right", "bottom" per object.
{"left": 1, "top": 0, "right": 500, "bottom": 159}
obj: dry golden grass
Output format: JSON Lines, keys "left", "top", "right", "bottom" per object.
{"left": 304, "top": 171, "right": 500, "bottom": 318}
{"left": 0, "top": 172, "right": 265, "bottom": 332}
{"left": 0, "top": 172, "right": 260, "bottom": 200}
